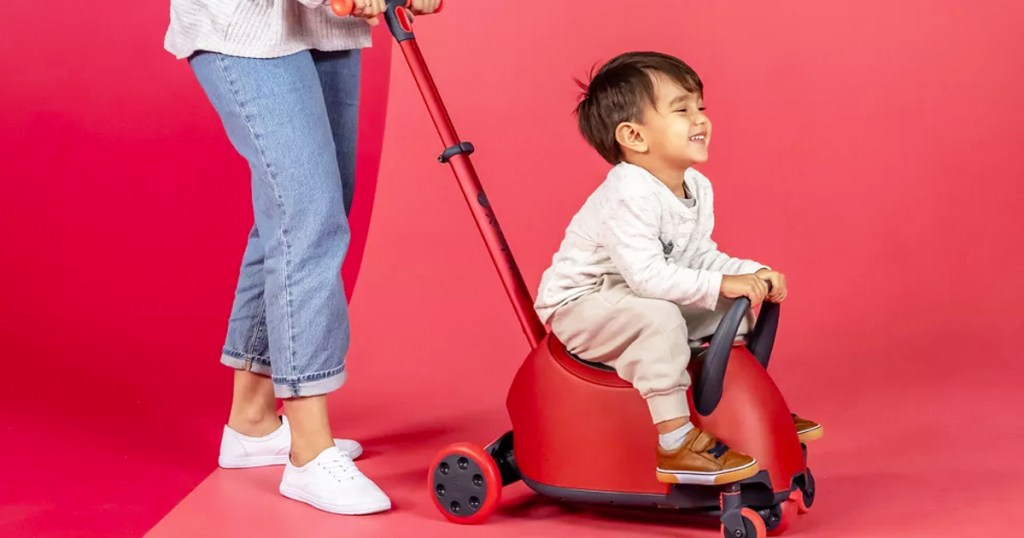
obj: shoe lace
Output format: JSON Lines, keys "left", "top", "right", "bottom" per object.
{"left": 319, "top": 453, "right": 360, "bottom": 482}
{"left": 706, "top": 441, "right": 730, "bottom": 459}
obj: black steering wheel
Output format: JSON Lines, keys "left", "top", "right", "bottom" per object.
{"left": 693, "top": 289, "right": 780, "bottom": 417}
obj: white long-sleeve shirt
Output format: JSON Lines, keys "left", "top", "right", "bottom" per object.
{"left": 165, "top": 0, "right": 371, "bottom": 60}
{"left": 534, "top": 162, "right": 766, "bottom": 324}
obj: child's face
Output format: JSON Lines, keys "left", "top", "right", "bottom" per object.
{"left": 638, "top": 73, "right": 711, "bottom": 169}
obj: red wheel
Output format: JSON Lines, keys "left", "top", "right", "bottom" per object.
{"left": 789, "top": 489, "right": 811, "bottom": 514}
{"left": 722, "top": 507, "right": 767, "bottom": 538}
{"left": 767, "top": 499, "right": 798, "bottom": 535}
{"left": 428, "top": 442, "right": 502, "bottom": 524}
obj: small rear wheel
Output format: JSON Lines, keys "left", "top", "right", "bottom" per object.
{"left": 429, "top": 442, "right": 502, "bottom": 524}
{"left": 722, "top": 507, "right": 767, "bottom": 538}
{"left": 765, "top": 498, "right": 797, "bottom": 535}
{"left": 797, "top": 467, "right": 816, "bottom": 513}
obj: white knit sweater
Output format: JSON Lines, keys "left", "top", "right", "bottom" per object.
{"left": 534, "top": 162, "right": 766, "bottom": 324}
{"left": 165, "top": 0, "right": 371, "bottom": 60}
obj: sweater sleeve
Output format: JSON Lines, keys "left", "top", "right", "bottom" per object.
{"left": 692, "top": 237, "right": 768, "bottom": 276}
{"left": 598, "top": 190, "right": 722, "bottom": 310}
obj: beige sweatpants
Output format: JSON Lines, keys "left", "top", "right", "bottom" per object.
{"left": 550, "top": 274, "right": 750, "bottom": 425}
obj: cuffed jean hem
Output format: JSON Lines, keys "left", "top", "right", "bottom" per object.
{"left": 221, "top": 349, "right": 273, "bottom": 377}
{"left": 645, "top": 388, "right": 690, "bottom": 424}
{"left": 272, "top": 369, "right": 347, "bottom": 399}
{"left": 221, "top": 348, "right": 346, "bottom": 398}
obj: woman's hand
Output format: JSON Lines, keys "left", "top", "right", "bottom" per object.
{"left": 410, "top": 0, "right": 441, "bottom": 14}
{"left": 352, "top": 0, "right": 386, "bottom": 25}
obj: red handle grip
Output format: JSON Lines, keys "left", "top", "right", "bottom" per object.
{"left": 330, "top": 0, "right": 356, "bottom": 16}
{"left": 330, "top": 0, "right": 442, "bottom": 17}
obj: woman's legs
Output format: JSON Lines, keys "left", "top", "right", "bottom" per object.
{"left": 190, "top": 50, "right": 354, "bottom": 465}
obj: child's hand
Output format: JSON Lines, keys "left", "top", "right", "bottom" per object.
{"left": 410, "top": 0, "right": 441, "bottom": 14}
{"left": 720, "top": 274, "right": 770, "bottom": 307}
{"left": 755, "top": 268, "right": 788, "bottom": 303}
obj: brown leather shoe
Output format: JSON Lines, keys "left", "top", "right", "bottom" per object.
{"left": 793, "top": 413, "right": 823, "bottom": 443}
{"left": 656, "top": 427, "right": 759, "bottom": 485}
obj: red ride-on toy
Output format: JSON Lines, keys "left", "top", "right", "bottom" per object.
{"left": 363, "top": 4, "right": 817, "bottom": 536}
{"left": 431, "top": 299, "right": 817, "bottom": 537}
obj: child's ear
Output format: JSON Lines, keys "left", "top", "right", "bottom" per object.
{"left": 615, "top": 122, "right": 648, "bottom": 154}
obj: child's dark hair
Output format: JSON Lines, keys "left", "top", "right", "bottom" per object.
{"left": 575, "top": 51, "right": 704, "bottom": 165}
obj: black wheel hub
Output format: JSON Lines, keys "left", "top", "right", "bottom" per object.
{"left": 433, "top": 454, "right": 488, "bottom": 517}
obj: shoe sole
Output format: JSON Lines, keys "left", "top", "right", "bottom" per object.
{"left": 219, "top": 454, "right": 291, "bottom": 469}
{"left": 797, "top": 425, "right": 824, "bottom": 443}
{"left": 279, "top": 484, "right": 391, "bottom": 515}
{"left": 219, "top": 445, "right": 364, "bottom": 469}
{"left": 656, "top": 460, "right": 760, "bottom": 486}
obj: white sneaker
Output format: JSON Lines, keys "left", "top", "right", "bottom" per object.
{"left": 279, "top": 446, "right": 391, "bottom": 515}
{"left": 218, "top": 416, "right": 363, "bottom": 469}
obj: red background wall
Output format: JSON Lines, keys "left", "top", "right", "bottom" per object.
{"left": 2, "top": 1, "right": 1023, "bottom": 536}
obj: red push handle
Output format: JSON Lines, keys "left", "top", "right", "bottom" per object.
{"left": 330, "top": 0, "right": 443, "bottom": 17}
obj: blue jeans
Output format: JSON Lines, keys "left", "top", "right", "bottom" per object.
{"left": 189, "top": 49, "right": 361, "bottom": 398}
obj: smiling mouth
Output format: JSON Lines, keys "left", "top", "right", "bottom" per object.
{"left": 689, "top": 133, "right": 707, "bottom": 143}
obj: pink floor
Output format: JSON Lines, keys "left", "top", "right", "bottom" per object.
{"left": 146, "top": 324, "right": 1024, "bottom": 537}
